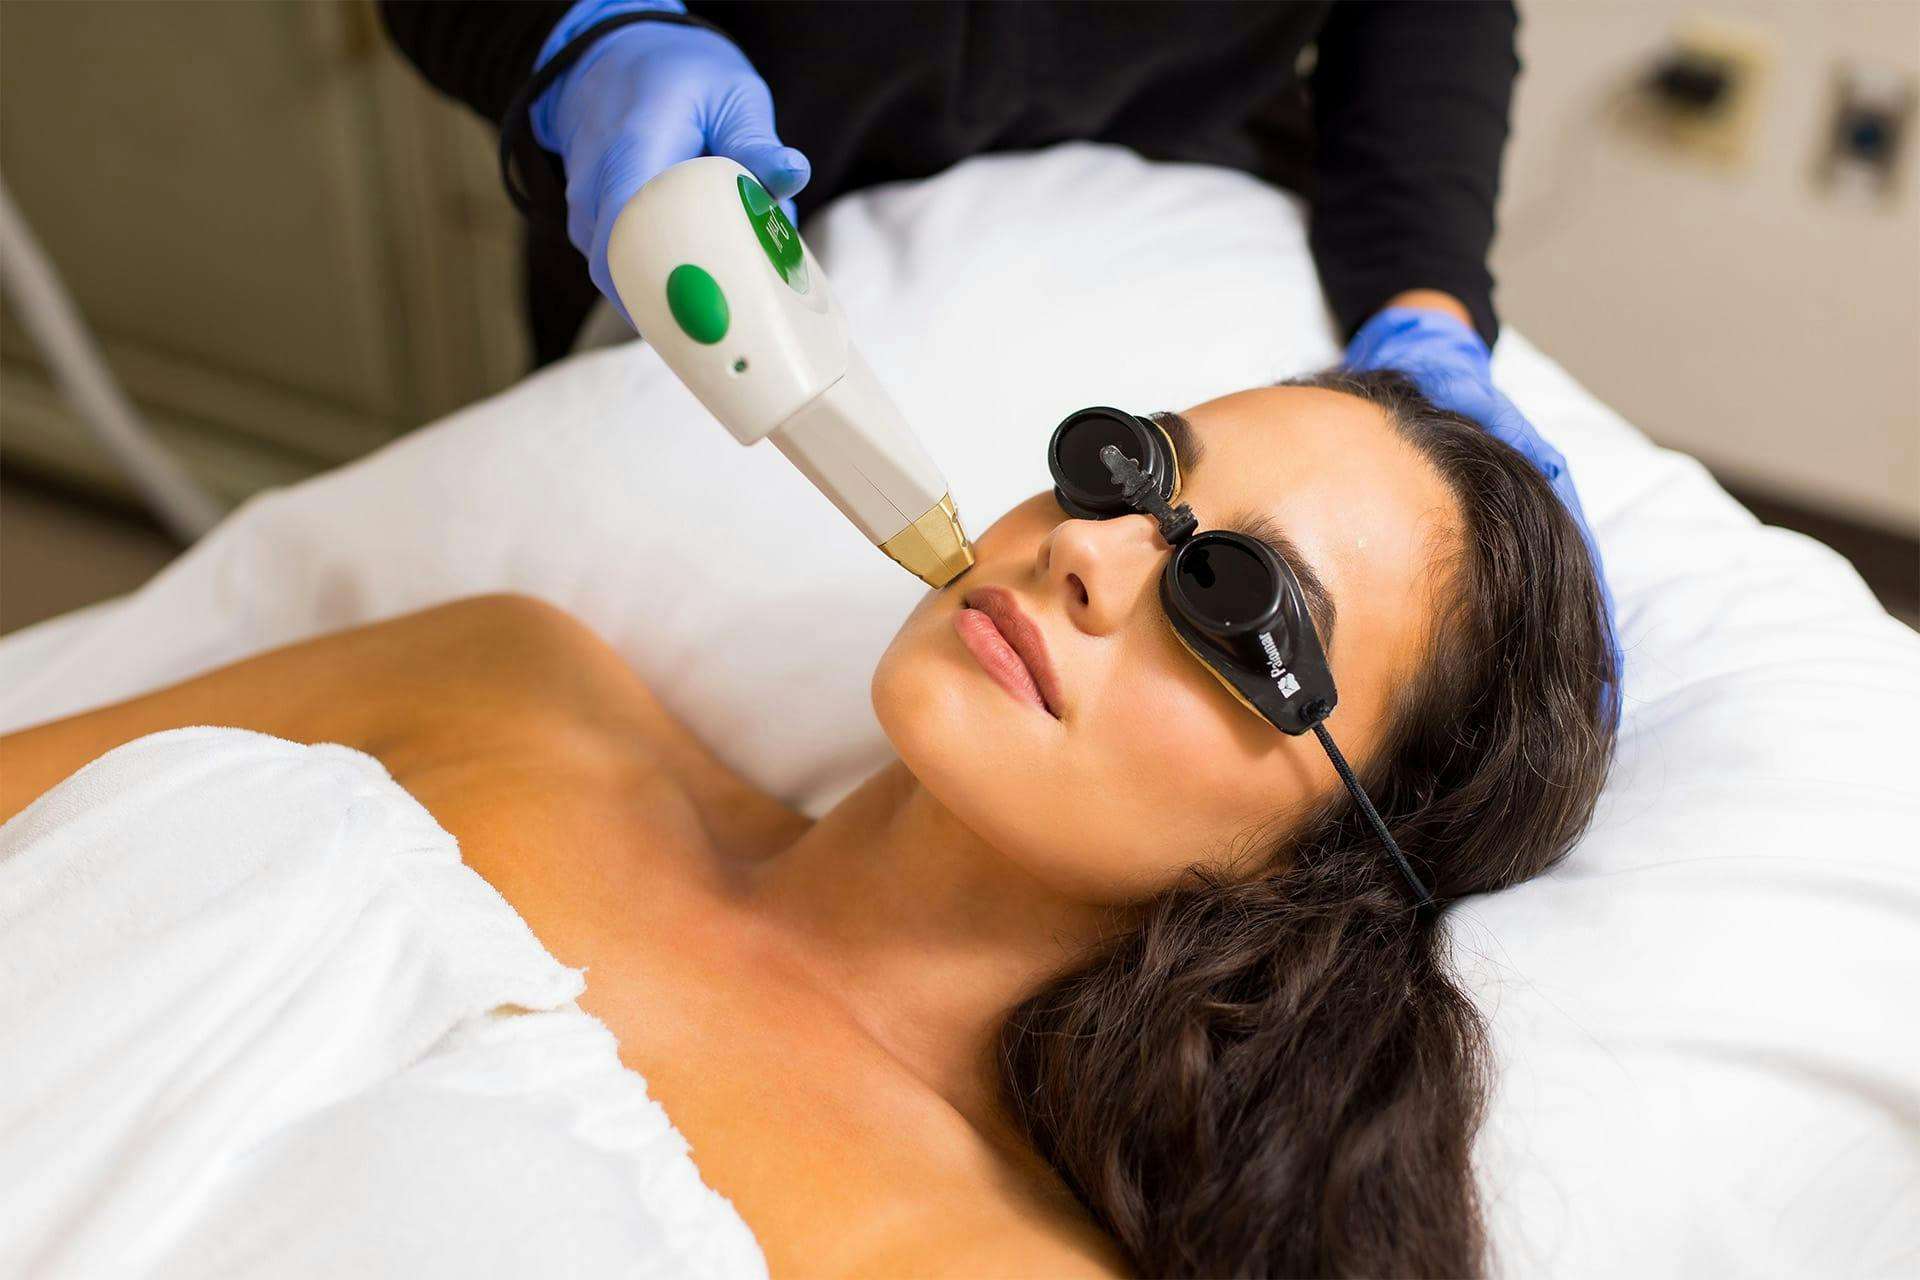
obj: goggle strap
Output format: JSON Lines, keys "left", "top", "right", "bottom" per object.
{"left": 1312, "top": 723, "right": 1437, "bottom": 915}
{"left": 1099, "top": 445, "right": 1198, "bottom": 545}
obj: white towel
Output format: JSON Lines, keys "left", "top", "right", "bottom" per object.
{"left": 0, "top": 726, "right": 768, "bottom": 1280}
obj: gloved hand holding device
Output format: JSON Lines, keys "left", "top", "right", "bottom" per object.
{"left": 529, "top": 0, "right": 812, "bottom": 327}
{"left": 1344, "top": 304, "right": 1622, "bottom": 719}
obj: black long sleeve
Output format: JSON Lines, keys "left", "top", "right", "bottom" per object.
{"left": 378, "top": 0, "right": 569, "bottom": 125}
{"left": 376, "top": 1, "right": 1516, "bottom": 362}
{"left": 1309, "top": 1, "right": 1518, "bottom": 346}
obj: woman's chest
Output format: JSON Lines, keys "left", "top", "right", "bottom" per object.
{"left": 394, "top": 752, "right": 1013, "bottom": 1275}
{"left": 573, "top": 908, "right": 1013, "bottom": 1274}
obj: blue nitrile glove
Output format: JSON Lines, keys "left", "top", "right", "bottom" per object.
{"left": 1345, "top": 306, "right": 1622, "bottom": 723}
{"left": 531, "top": 0, "right": 812, "bottom": 328}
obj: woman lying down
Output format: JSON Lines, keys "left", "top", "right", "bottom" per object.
{"left": 0, "top": 369, "right": 1615, "bottom": 1278}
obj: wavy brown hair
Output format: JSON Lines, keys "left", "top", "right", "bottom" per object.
{"left": 996, "top": 369, "right": 1618, "bottom": 1278}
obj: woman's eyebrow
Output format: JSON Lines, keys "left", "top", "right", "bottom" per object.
{"left": 1154, "top": 410, "right": 1338, "bottom": 644}
{"left": 1153, "top": 410, "right": 1205, "bottom": 473}
{"left": 1235, "top": 512, "right": 1338, "bottom": 646}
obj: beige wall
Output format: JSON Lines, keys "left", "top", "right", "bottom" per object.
{"left": 1495, "top": 1, "right": 1920, "bottom": 534}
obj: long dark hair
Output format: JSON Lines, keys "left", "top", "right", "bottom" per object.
{"left": 996, "top": 369, "right": 1618, "bottom": 1277}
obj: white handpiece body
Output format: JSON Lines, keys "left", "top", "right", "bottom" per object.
{"left": 603, "top": 157, "right": 972, "bottom": 587}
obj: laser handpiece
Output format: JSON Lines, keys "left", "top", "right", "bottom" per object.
{"left": 604, "top": 157, "right": 975, "bottom": 588}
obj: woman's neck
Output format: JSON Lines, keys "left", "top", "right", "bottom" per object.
{"left": 735, "top": 760, "right": 1134, "bottom": 1138}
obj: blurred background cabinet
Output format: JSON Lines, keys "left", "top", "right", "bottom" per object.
{"left": 0, "top": 0, "right": 526, "bottom": 504}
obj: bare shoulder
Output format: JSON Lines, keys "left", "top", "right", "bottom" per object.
{"left": 0, "top": 592, "right": 586, "bottom": 824}
{"left": 377, "top": 592, "right": 633, "bottom": 723}
{"left": 0, "top": 591, "right": 802, "bottom": 854}
{"left": 838, "top": 1196, "right": 1132, "bottom": 1280}
{"left": 386, "top": 594, "right": 810, "bottom": 862}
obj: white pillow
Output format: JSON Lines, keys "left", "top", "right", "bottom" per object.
{"left": 2, "top": 142, "right": 1915, "bottom": 1278}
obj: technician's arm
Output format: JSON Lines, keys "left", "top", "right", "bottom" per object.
{"left": 379, "top": 1, "right": 568, "bottom": 125}
{"left": 380, "top": 0, "right": 810, "bottom": 329}
{"left": 1308, "top": 0, "right": 1518, "bottom": 347}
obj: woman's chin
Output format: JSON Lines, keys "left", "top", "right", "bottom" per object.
{"left": 873, "top": 637, "right": 1049, "bottom": 791}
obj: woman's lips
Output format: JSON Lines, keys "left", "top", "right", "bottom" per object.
{"left": 953, "top": 587, "right": 1064, "bottom": 719}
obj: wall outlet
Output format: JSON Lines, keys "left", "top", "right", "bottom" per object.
{"left": 1820, "top": 63, "right": 1914, "bottom": 203}
{"left": 1630, "top": 17, "right": 1774, "bottom": 166}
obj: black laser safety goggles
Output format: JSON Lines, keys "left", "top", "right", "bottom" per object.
{"left": 1046, "top": 406, "right": 1435, "bottom": 913}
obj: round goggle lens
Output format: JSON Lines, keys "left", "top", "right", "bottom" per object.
{"left": 1053, "top": 414, "right": 1144, "bottom": 507}
{"left": 1173, "top": 535, "right": 1276, "bottom": 628}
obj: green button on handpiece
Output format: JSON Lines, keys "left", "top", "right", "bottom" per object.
{"left": 737, "top": 175, "right": 810, "bottom": 294}
{"left": 665, "top": 263, "right": 729, "bottom": 344}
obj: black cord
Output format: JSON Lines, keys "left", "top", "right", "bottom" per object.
{"left": 1313, "top": 722, "right": 1437, "bottom": 915}
{"left": 497, "top": 10, "right": 739, "bottom": 217}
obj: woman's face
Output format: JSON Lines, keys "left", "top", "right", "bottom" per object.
{"left": 871, "top": 385, "right": 1462, "bottom": 905}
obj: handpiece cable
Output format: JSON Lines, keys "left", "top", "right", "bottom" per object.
{"left": 1312, "top": 720, "right": 1436, "bottom": 914}
{"left": 0, "top": 174, "right": 223, "bottom": 542}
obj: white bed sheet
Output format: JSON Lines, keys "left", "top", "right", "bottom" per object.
{"left": 2, "top": 142, "right": 1916, "bottom": 1277}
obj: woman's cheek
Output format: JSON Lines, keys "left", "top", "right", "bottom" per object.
{"left": 869, "top": 623, "right": 953, "bottom": 761}
{"left": 869, "top": 614, "right": 1047, "bottom": 800}
{"left": 1093, "top": 648, "right": 1285, "bottom": 861}
{"left": 986, "top": 692, "right": 1222, "bottom": 904}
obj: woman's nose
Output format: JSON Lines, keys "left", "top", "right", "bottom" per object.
{"left": 1040, "top": 514, "right": 1167, "bottom": 635}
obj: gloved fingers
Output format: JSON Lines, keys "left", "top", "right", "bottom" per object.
{"left": 1340, "top": 311, "right": 1561, "bottom": 479}
{"left": 1346, "top": 306, "right": 1492, "bottom": 380}
{"left": 778, "top": 196, "right": 799, "bottom": 225}
{"left": 1513, "top": 432, "right": 1570, "bottom": 487}
{"left": 585, "top": 195, "right": 635, "bottom": 329}
{"left": 533, "top": 13, "right": 806, "bottom": 329}
{"left": 741, "top": 145, "right": 811, "bottom": 201}
{"left": 561, "top": 87, "right": 704, "bottom": 255}
{"left": 1474, "top": 407, "right": 1571, "bottom": 490}
{"left": 1469, "top": 388, "right": 1572, "bottom": 487}
{"left": 563, "top": 155, "right": 602, "bottom": 262}
{"left": 703, "top": 78, "right": 811, "bottom": 200}
{"left": 1345, "top": 306, "right": 1622, "bottom": 721}
{"left": 585, "top": 243, "right": 636, "bottom": 333}
{"left": 581, "top": 129, "right": 697, "bottom": 329}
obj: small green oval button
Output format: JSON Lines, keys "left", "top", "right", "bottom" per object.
{"left": 665, "top": 263, "right": 729, "bottom": 344}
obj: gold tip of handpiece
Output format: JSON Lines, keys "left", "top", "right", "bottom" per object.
{"left": 880, "top": 492, "right": 975, "bottom": 588}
